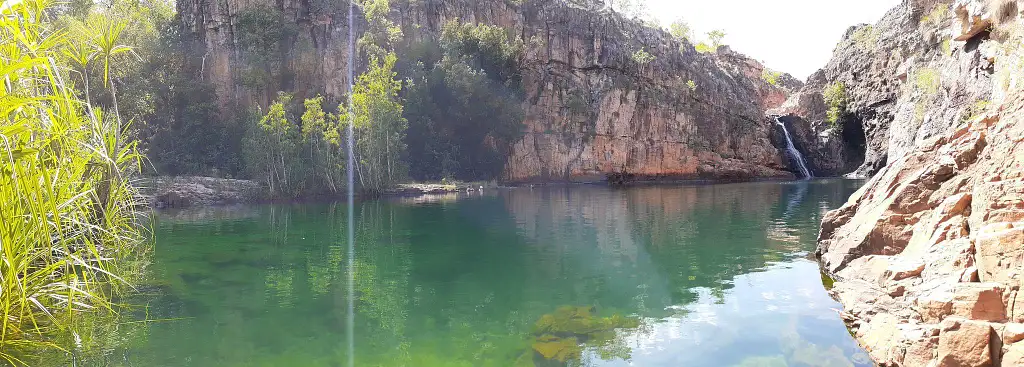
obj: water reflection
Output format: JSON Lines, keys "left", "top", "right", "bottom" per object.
{"left": 44, "top": 180, "right": 867, "bottom": 366}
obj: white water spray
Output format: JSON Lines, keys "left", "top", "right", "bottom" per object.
{"left": 775, "top": 117, "right": 812, "bottom": 179}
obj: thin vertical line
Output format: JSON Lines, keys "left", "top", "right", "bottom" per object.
{"left": 346, "top": 0, "right": 356, "bottom": 366}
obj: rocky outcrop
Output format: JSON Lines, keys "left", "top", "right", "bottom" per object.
{"left": 177, "top": 0, "right": 806, "bottom": 183}
{"left": 816, "top": 0, "right": 1024, "bottom": 365}
{"left": 778, "top": 0, "right": 997, "bottom": 178}
{"left": 142, "top": 176, "right": 263, "bottom": 208}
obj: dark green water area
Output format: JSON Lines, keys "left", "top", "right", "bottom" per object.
{"left": 87, "top": 180, "right": 876, "bottom": 366}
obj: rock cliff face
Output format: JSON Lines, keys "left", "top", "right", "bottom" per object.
{"left": 816, "top": 0, "right": 1024, "bottom": 365}
{"left": 176, "top": 0, "right": 807, "bottom": 183}
{"left": 777, "top": 0, "right": 997, "bottom": 178}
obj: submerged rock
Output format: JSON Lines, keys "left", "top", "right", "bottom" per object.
{"left": 531, "top": 334, "right": 581, "bottom": 363}
{"left": 528, "top": 305, "right": 640, "bottom": 365}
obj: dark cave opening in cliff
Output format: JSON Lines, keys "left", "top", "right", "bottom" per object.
{"left": 840, "top": 114, "right": 867, "bottom": 172}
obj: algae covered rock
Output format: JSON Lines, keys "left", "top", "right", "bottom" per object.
{"left": 532, "top": 334, "right": 582, "bottom": 362}
{"left": 528, "top": 305, "right": 641, "bottom": 365}
{"left": 532, "top": 306, "right": 640, "bottom": 338}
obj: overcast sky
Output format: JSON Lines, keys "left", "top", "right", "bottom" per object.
{"left": 641, "top": 0, "right": 901, "bottom": 80}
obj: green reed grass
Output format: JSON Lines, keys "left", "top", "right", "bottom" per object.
{"left": 1, "top": 0, "right": 147, "bottom": 364}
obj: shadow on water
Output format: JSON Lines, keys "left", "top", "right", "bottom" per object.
{"left": 41, "top": 180, "right": 871, "bottom": 367}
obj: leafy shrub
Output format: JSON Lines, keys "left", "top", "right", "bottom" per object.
{"left": 668, "top": 19, "right": 693, "bottom": 52}
{"left": 921, "top": 4, "right": 950, "bottom": 27}
{"left": 695, "top": 42, "right": 716, "bottom": 53}
{"left": 762, "top": 69, "right": 783, "bottom": 86}
{"left": 440, "top": 21, "right": 525, "bottom": 87}
{"left": 851, "top": 25, "right": 879, "bottom": 50}
{"left": 823, "top": 81, "right": 849, "bottom": 129}
{"left": 912, "top": 67, "right": 941, "bottom": 96}
{"left": 631, "top": 49, "right": 655, "bottom": 65}
{"left": 708, "top": 30, "right": 726, "bottom": 48}
{"left": 962, "top": 99, "right": 991, "bottom": 123}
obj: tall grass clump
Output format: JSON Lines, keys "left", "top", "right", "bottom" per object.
{"left": 1, "top": 0, "right": 147, "bottom": 363}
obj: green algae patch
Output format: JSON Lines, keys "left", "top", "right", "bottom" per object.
{"left": 532, "top": 335, "right": 581, "bottom": 362}
{"left": 532, "top": 306, "right": 639, "bottom": 337}
{"left": 527, "top": 305, "right": 641, "bottom": 365}
{"left": 820, "top": 271, "right": 836, "bottom": 291}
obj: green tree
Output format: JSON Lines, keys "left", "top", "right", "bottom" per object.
{"left": 344, "top": 53, "right": 408, "bottom": 193}
{"left": 669, "top": 18, "right": 693, "bottom": 49}
{"left": 823, "top": 81, "right": 848, "bottom": 129}
{"left": 301, "top": 96, "right": 346, "bottom": 194}
{"left": 708, "top": 29, "right": 727, "bottom": 48}
{"left": 399, "top": 22, "right": 526, "bottom": 181}
{"left": 141, "top": 23, "right": 239, "bottom": 175}
{"left": 245, "top": 93, "right": 303, "bottom": 195}
{"left": 358, "top": 0, "right": 403, "bottom": 59}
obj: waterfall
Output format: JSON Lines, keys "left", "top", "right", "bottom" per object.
{"left": 775, "top": 118, "right": 813, "bottom": 179}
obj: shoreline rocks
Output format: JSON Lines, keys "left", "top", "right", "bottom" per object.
{"left": 816, "top": 1, "right": 1024, "bottom": 364}
{"left": 142, "top": 176, "right": 262, "bottom": 209}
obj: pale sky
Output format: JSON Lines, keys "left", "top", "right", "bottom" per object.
{"left": 642, "top": 0, "right": 901, "bottom": 80}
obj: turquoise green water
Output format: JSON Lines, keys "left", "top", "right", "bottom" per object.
{"left": 92, "top": 181, "right": 870, "bottom": 366}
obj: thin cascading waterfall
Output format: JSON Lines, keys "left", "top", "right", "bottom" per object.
{"left": 345, "top": 0, "right": 356, "bottom": 366}
{"left": 775, "top": 117, "right": 813, "bottom": 179}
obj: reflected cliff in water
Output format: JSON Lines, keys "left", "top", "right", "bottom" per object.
{"left": 46, "top": 180, "right": 868, "bottom": 366}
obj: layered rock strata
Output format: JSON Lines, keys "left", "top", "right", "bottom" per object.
{"left": 817, "top": 0, "right": 1024, "bottom": 365}
{"left": 177, "top": 0, "right": 807, "bottom": 183}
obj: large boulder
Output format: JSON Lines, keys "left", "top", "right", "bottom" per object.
{"left": 936, "top": 318, "right": 996, "bottom": 367}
